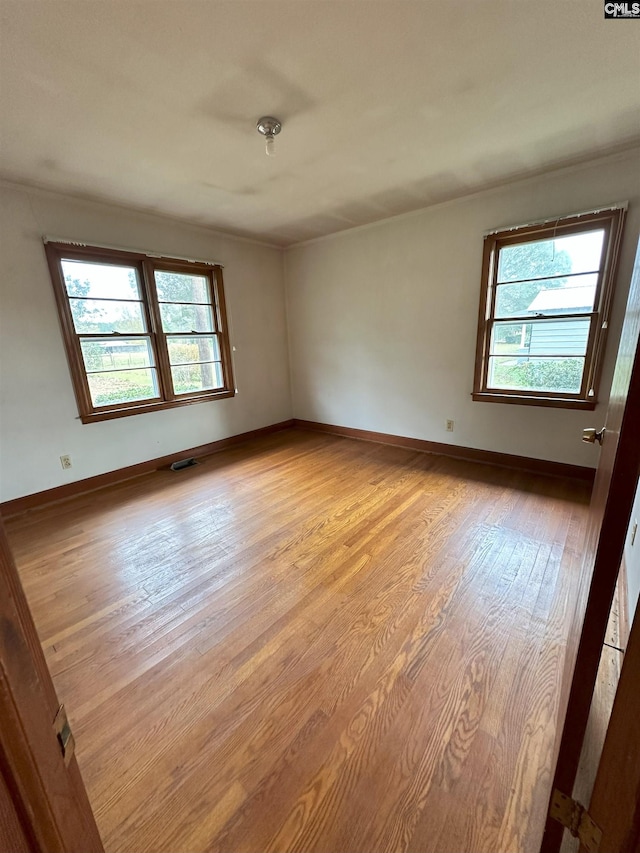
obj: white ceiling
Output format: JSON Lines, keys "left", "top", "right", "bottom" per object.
{"left": 1, "top": 1, "right": 639, "bottom": 247}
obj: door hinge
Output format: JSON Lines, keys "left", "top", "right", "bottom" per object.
{"left": 549, "top": 788, "right": 602, "bottom": 853}
{"left": 52, "top": 704, "right": 75, "bottom": 766}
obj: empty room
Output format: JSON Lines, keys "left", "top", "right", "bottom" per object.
{"left": 1, "top": 2, "right": 639, "bottom": 852}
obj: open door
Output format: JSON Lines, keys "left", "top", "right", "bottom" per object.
{"left": 585, "top": 596, "right": 640, "bottom": 851}
{"left": 542, "top": 236, "right": 640, "bottom": 852}
{"left": 0, "top": 518, "right": 103, "bottom": 853}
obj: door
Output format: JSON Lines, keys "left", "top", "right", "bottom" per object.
{"left": 585, "top": 595, "right": 640, "bottom": 851}
{"left": 542, "top": 235, "right": 640, "bottom": 852}
{"left": 0, "top": 518, "right": 103, "bottom": 853}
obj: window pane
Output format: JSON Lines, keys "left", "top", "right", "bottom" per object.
{"left": 70, "top": 299, "right": 146, "bottom": 333}
{"left": 491, "top": 319, "right": 590, "bottom": 358}
{"left": 495, "top": 273, "right": 598, "bottom": 318}
{"left": 491, "top": 322, "right": 533, "bottom": 355}
{"left": 159, "top": 303, "right": 214, "bottom": 333}
{"left": 488, "top": 356, "right": 584, "bottom": 393}
{"left": 87, "top": 368, "right": 159, "bottom": 407}
{"left": 497, "top": 229, "right": 605, "bottom": 283}
{"left": 167, "top": 335, "right": 220, "bottom": 365}
{"left": 62, "top": 260, "right": 140, "bottom": 300}
{"left": 171, "top": 362, "right": 223, "bottom": 394}
{"left": 81, "top": 338, "right": 155, "bottom": 373}
{"left": 155, "top": 271, "right": 210, "bottom": 303}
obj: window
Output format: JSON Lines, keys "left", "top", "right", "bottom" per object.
{"left": 472, "top": 207, "right": 626, "bottom": 409}
{"left": 45, "top": 242, "right": 235, "bottom": 423}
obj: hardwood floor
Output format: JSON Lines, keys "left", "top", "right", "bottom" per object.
{"left": 5, "top": 429, "right": 592, "bottom": 853}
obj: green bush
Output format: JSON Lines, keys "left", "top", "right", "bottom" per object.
{"left": 91, "top": 385, "right": 154, "bottom": 405}
{"left": 492, "top": 358, "right": 582, "bottom": 393}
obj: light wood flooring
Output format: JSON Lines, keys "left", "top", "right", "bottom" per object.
{"left": 5, "top": 429, "right": 592, "bottom": 853}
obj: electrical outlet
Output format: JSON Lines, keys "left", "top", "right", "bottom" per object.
{"left": 446, "top": 420, "right": 455, "bottom": 432}
{"left": 60, "top": 455, "right": 72, "bottom": 470}
{"left": 631, "top": 520, "right": 638, "bottom": 547}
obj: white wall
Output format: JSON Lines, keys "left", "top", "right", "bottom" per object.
{"left": 624, "top": 479, "right": 640, "bottom": 629}
{"left": 3, "top": 149, "right": 640, "bottom": 503}
{"left": 0, "top": 184, "right": 292, "bottom": 502}
{"left": 285, "top": 149, "right": 640, "bottom": 468}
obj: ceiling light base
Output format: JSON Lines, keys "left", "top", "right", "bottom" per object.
{"left": 256, "top": 117, "right": 282, "bottom": 138}
{"left": 256, "top": 116, "right": 282, "bottom": 157}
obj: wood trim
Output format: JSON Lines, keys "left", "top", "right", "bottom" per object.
{"left": 542, "top": 235, "right": 640, "bottom": 853}
{"left": 0, "top": 519, "right": 104, "bottom": 852}
{"left": 472, "top": 232, "right": 495, "bottom": 400}
{"left": 472, "top": 207, "right": 626, "bottom": 409}
{"left": 587, "top": 592, "right": 640, "bottom": 853}
{"left": 292, "top": 420, "right": 595, "bottom": 483}
{"left": 618, "top": 553, "right": 630, "bottom": 651}
{"left": 213, "top": 267, "right": 236, "bottom": 398}
{"left": 42, "top": 240, "right": 222, "bottom": 268}
{"left": 44, "top": 243, "right": 97, "bottom": 418}
{"left": 472, "top": 391, "right": 597, "bottom": 410}
{"left": 487, "top": 208, "right": 627, "bottom": 245}
{"left": 588, "top": 208, "right": 627, "bottom": 408}
{"left": 0, "top": 420, "right": 294, "bottom": 517}
{"left": 141, "top": 258, "right": 174, "bottom": 404}
{"left": 78, "top": 389, "right": 236, "bottom": 424}
{"left": 0, "top": 768, "right": 31, "bottom": 853}
{"left": 43, "top": 242, "right": 235, "bottom": 423}
{"left": 1, "top": 528, "right": 58, "bottom": 716}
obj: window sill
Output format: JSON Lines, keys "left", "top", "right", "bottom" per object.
{"left": 471, "top": 391, "right": 597, "bottom": 410}
{"left": 80, "top": 390, "right": 236, "bottom": 423}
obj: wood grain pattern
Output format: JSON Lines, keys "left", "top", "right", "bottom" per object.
{"left": 0, "top": 765, "right": 32, "bottom": 853}
{"left": 5, "top": 430, "right": 591, "bottom": 853}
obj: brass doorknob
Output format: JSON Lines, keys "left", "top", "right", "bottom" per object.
{"left": 582, "top": 427, "right": 605, "bottom": 445}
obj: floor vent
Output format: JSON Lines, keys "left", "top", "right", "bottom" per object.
{"left": 170, "top": 458, "right": 198, "bottom": 471}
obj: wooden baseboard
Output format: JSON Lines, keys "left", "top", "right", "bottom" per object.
{"left": 292, "top": 419, "right": 596, "bottom": 483}
{"left": 2, "top": 417, "right": 594, "bottom": 517}
{"left": 1, "top": 420, "right": 294, "bottom": 517}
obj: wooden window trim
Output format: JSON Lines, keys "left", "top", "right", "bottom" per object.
{"left": 472, "top": 208, "right": 626, "bottom": 409}
{"left": 44, "top": 242, "right": 235, "bottom": 424}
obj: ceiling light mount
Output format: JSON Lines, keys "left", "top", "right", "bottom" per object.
{"left": 256, "top": 116, "right": 282, "bottom": 157}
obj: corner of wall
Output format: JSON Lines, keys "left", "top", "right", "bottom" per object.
{"left": 282, "top": 246, "right": 296, "bottom": 419}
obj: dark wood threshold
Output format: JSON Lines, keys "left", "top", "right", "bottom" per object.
{"left": 292, "top": 419, "right": 596, "bottom": 484}
{"left": 1, "top": 420, "right": 294, "bottom": 517}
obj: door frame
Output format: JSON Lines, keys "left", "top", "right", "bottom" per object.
{"left": 0, "top": 519, "right": 104, "bottom": 853}
{"left": 586, "top": 593, "right": 640, "bottom": 851}
{"left": 542, "top": 236, "right": 640, "bottom": 852}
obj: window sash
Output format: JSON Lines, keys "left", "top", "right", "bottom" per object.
{"left": 45, "top": 243, "right": 235, "bottom": 422}
{"left": 473, "top": 208, "right": 626, "bottom": 409}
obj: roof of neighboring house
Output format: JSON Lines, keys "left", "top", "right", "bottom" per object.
{"left": 527, "top": 284, "right": 596, "bottom": 313}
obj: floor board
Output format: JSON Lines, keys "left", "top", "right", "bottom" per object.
{"left": 5, "top": 429, "right": 591, "bottom": 853}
